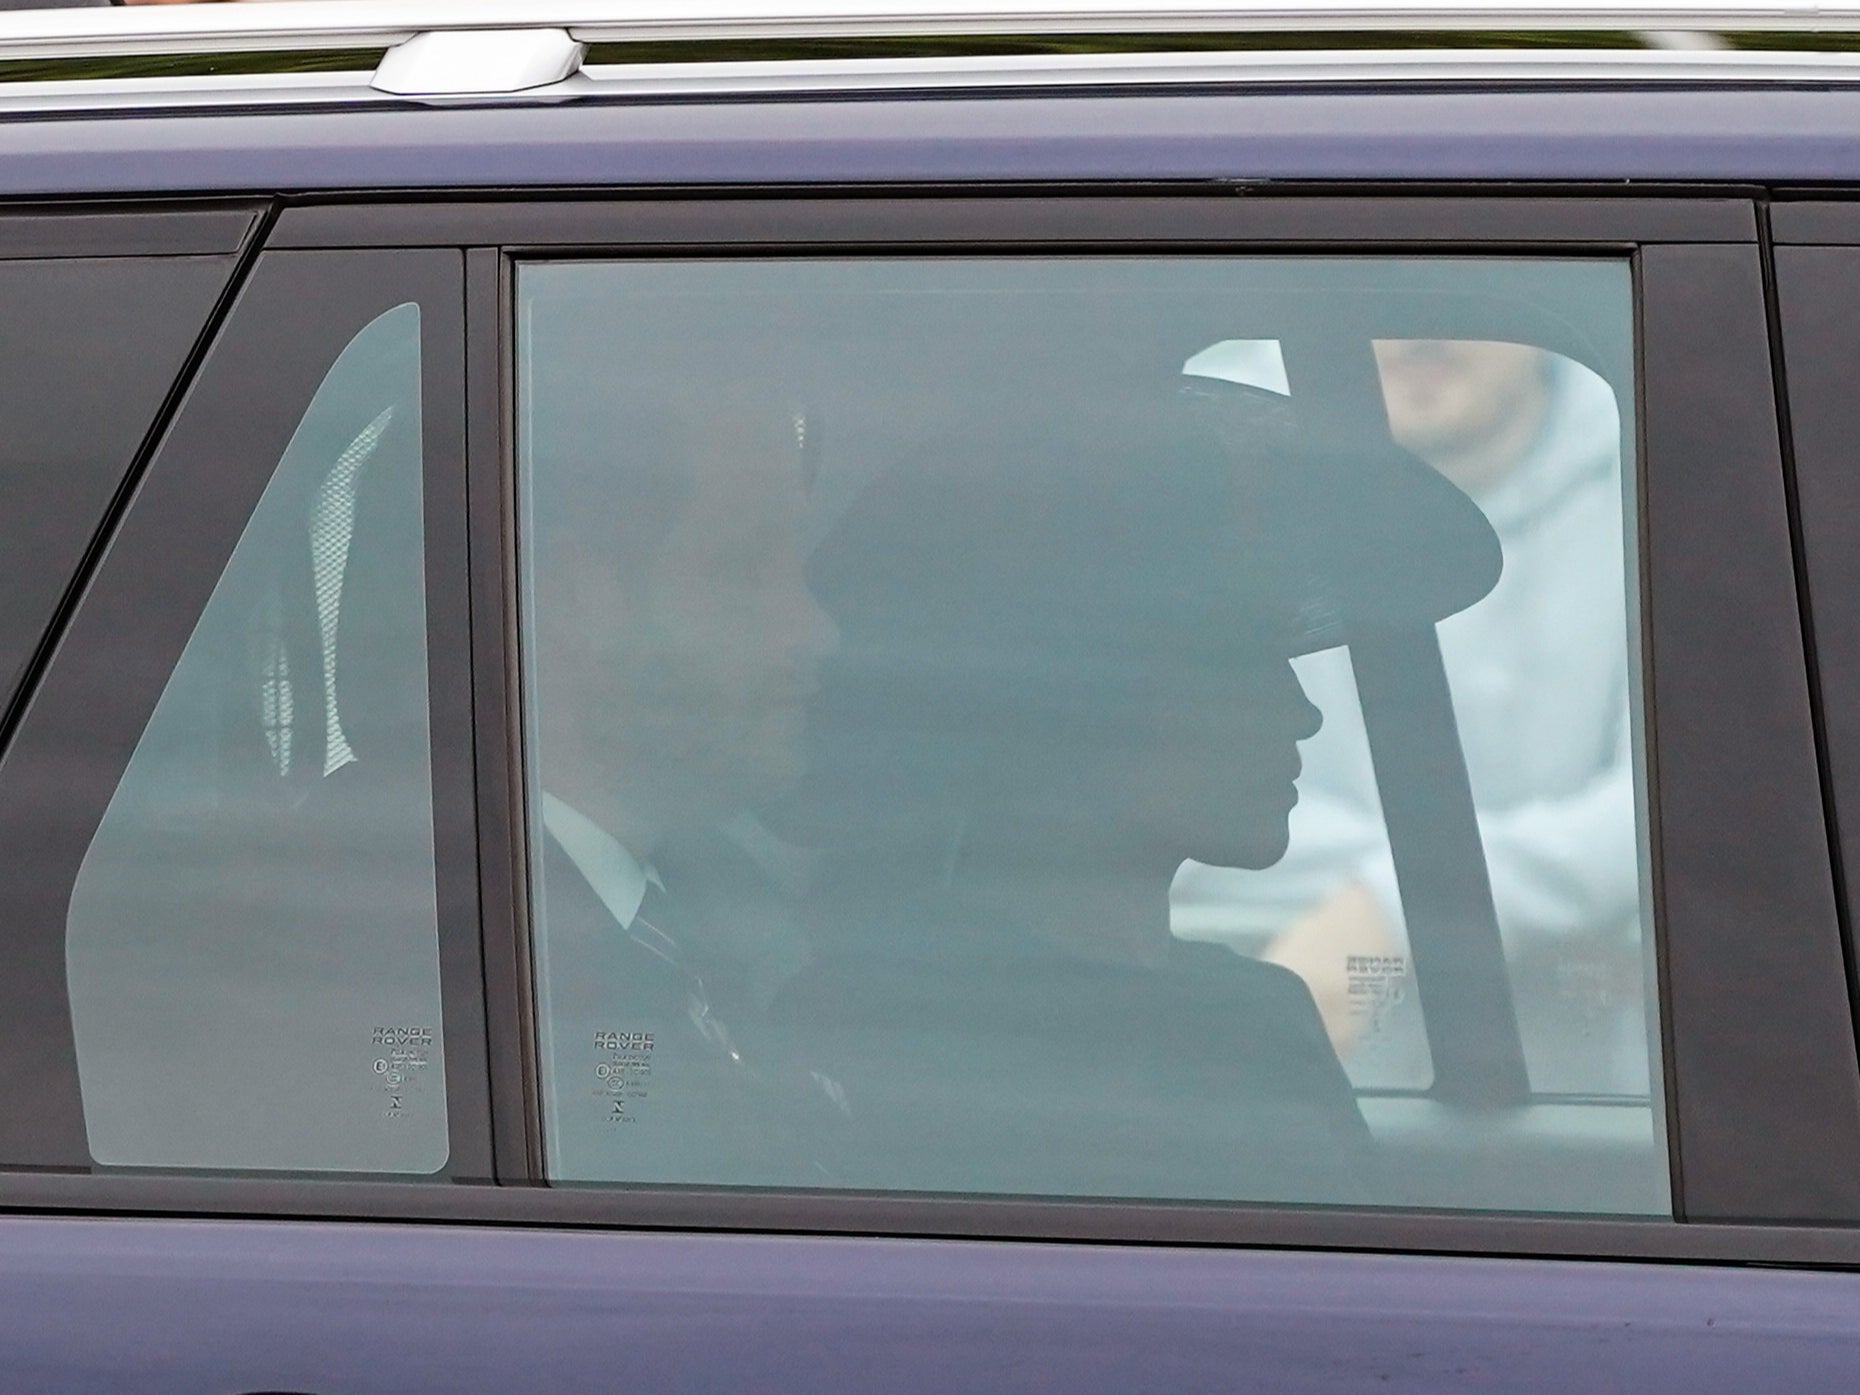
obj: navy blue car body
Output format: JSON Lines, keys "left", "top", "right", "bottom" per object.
{"left": 0, "top": 5, "right": 1858, "bottom": 1390}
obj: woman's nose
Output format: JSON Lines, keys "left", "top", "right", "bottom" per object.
{"left": 1288, "top": 665, "right": 1323, "bottom": 742}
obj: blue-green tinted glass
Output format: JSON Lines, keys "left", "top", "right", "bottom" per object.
{"left": 517, "top": 257, "right": 1662, "bottom": 1214}
{"left": 66, "top": 304, "right": 448, "bottom": 1174}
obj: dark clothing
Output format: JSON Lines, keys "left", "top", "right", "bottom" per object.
{"left": 536, "top": 835, "right": 829, "bottom": 1187}
{"left": 542, "top": 831, "right": 1374, "bottom": 1201}
{"left": 768, "top": 889, "right": 1378, "bottom": 1204}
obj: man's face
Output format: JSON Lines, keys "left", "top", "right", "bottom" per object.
{"left": 556, "top": 406, "right": 838, "bottom": 836}
{"left": 1373, "top": 339, "right": 1549, "bottom": 491}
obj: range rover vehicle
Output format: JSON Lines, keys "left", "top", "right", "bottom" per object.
{"left": 2, "top": 1, "right": 1860, "bottom": 1388}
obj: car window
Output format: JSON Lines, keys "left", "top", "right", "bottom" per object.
{"left": 61, "top": 302, "right": 449, "bottom": 1173}
{"left": 515, "top": 256, "right": 1662, "bottom": 1214}
{"left": 0, "top": 255, "right": 244, "bottom": 715}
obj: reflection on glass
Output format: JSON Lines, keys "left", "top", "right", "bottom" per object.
{"left": 518, "top": 258, "right": 1662, "bottom": 1214}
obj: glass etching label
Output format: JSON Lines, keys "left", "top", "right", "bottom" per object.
{"left": 372, "top": 1024, "right": 435, "bottom": 1121}
{"left": 593, "top": 1030, "right": 655, "bottom": 1126}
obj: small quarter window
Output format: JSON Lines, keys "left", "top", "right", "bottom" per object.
{"left": 64, "top": 304, "right": 448, "bottom": 1173}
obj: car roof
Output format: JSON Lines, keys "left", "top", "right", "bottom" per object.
{"left": 3, "top": 2, "right": 1860, "bottom": 194}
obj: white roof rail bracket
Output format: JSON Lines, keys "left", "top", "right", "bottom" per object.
{"left": 372, "top": 28, "right": 585, "bottom": 98}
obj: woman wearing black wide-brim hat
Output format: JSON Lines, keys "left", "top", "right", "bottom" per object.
{"left": 766, "top": 375, "right": 1501, "bottom": 1204}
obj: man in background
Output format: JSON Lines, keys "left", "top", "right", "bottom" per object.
{"left": 1174, "top": 339, "right": 1647, "bottom": 1094}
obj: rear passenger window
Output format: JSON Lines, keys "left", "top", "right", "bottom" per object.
{"left": 516, "top": 257, "right": 1663, "bottom": 1214}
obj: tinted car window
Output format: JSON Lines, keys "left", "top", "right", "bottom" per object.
{"left": 0, "top": 250, "right": 468, "bottom": 1175}
{"left": 516, "top": 256, "right": 1660, "bottom": 1213}
{"left": 62, "top": 303, "right": 447, "bottom": 1173}
{"left": 0, "top": 256, "right": 243, "bottom": 713}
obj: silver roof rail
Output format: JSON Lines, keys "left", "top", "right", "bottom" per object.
{"left": 0, "top": 3, "right": 1857, "bottom": 105}
{"left": 0, "top": 3, "right": 1855, "bottom": 63}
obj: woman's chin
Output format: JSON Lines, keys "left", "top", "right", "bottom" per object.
{"left": 1188, "top": 824, "right": 1293, "bottom": 873}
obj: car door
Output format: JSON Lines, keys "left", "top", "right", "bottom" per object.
{"left": 0, "top": 192, "right": 1854, "bottom": 1394}
{"left": 422, "top": 193, "right": 1849, "bottom": 1221}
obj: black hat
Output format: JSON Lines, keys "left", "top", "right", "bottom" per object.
{"left": 1177, "top": 373, "right": 1503, "bottom": 655}
{"left": 808, "top": 377, "right": 1500, "bottom": 683}
{"left": 776, "top": 376, "right": 1501, "bottom": 851}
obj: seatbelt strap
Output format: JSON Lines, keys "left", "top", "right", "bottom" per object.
{"left": 1279, "top": 331, "right": 1530, "bottom": 1107}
